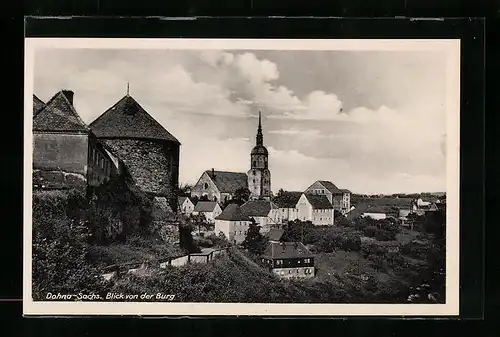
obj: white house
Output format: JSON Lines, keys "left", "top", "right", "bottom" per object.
{"left": 240, "top": 199, "right": 280, "bottom": 233}
{"left": 362, "top": 206, "right": 388, "bottom": 220}
{"left": 304, "top": 180, "right": 351, "bottom": 214}
{"left": 296, "top": 193, "right": 335, "bottom": 226}
{"left": 273, "top": 191, "right": 302, "bottom": 223}
{"left": 192, "top": 201, "right": 222, "bottom": 223}
{"left": 214, "top": 203, "right": 251, "bottom": 244}
{"left": 178, "top": 196, "right": 195, "bottom": 215}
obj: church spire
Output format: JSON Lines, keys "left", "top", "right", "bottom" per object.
{"left": 256, "top": 111, "right": 263, "bottom": 146}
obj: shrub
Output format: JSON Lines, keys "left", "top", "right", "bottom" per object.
{"left": 364, "top": 226, "right": 377, "bottom": 238}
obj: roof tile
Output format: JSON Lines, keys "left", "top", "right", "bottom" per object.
{"left": 215, "top": 204, "right": 251, "bottom": 221}
{"left": 33, "top": 91, "right": 88, "bottom": 132}
{"left": 90, "top": 95, "right": 180, "bottom": 143}
{"left": 206, "top": 170, "right": 248, "bottom": 194}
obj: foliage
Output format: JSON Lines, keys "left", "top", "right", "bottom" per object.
{"left": 335, "top": 214, "right": 352, "bottom": 227}
{"left": 178, "top": 182, "right": 192, "bottom": 197}
{"left": 364, "top": 226, "right": 377, "bottom": 238}
{"left": 178, "top": 214, "right": 201, "bottom": 254}
{"left": 242, "top": 219, "right": 266, "bottom": 254}
{"left": 32, "top": 190, "right": 112, "bottom": 300}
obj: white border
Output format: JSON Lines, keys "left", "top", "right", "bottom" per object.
{"left": 23, "top": 38, "right": 460, "bottom": 316}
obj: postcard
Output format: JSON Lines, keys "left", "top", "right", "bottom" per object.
{"left": 24, "top": 38, "right": 460, "bottom": 316}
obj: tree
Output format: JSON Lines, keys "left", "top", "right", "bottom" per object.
{"left": 178, "top": 183, "right": 192, "bottom": 197}
{"left": 178, "top": 214, "right": 201, "bottom": 253}
{"left": 233, "top": 188, "right": 251, "bottom": 204}
{"left": 242, "top": 218, "right": 266, "bottom": 255}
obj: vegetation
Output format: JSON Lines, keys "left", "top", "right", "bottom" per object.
{"left": 242, "top": 218, "right": 266, "bottom": 254}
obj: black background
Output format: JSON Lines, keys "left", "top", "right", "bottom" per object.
{"left": 2, "top": 0, "right": 494, "bottom": 335}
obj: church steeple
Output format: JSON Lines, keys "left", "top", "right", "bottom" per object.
{"left": 256, "top": 111, "right": 263, "bottom": 146}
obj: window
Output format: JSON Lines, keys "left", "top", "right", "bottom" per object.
{"left": 305, "top": 259, "right": 310, "bottom": 263}
{"left": 204, "top": 183, "right": 208, "bottom": 189}
{"left": 253, "top": 161, "right": 256, "bottom": 167}
{"left": 289, "top": 270, "right": 292, "bottom": 274}
{"left": 296, "top": 269, "right": 300, "bottom": 274}
{"left": 253, "top": 179, "right": 255, "bottom": 183}
{"left": 298, "top": 260, "right": 301, "bottom": 264}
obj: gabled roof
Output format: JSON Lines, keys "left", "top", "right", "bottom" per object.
{"left": 304, "top": 194, "right": 333, "bottom": 209}
{"left": 215, "top": 203, "right": 251, "bottom": 221}
{"left": 262, "top": 242, "right": 314, "bottom": 259}
{"left": 364, "top": 205, "right": 391, "bottom": 214}
{"left": 317, "top": 180, "right": 343, "bottom": 194}
{"left": 240, "top": 200, "right": 278, "bottom": 217}
{"left": 273, "top": 191, "right": 302, "bottom": 208}
{"left": 205, "top": 170, "right": 248, "bottom": 194}
{"left": 89, "top": 95, "right": 180, "bottom": 143}
{"left": 178, "top": 196, "right": 192, "bottom": 206}
{"left": 194, "top": 201, "right": 219, "bottom": 213}
{"left": 33, "top": 95, "right": 45, "bottom": 117}
{"left": 33, "top": 91, "right": 89, "bottom": 132}
{"left": 340, "top": 188, "right": 352, "bottom": 193}
{"left": 265, "top": 228, "right": 284, "bottom": 242}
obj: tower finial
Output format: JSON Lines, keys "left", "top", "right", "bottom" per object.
{"left": 127, "top": 82, "right": 130, "bottom": 96}
{"left": 256, "top": 111, "right": 263, "bottom": 146}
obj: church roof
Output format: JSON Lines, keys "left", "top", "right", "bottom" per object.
{"left": 89, "top": 95, "right": 180, "bottom": 143}
{"left": 240, "top": 200, "right": 278, "bottom": 217}
{"left": 316, "top": 181, "right": 343, "bottom": 194}
{"left": 205, "top": 170, "right": 248, "bottom": 194}
{"left": 215, "top": 204, "right": 251, "bottom": 221}
{"left": 194, "top": 201, "right": 219, "bottom": 213}
{"left": 33, "top": 95, "right": 45, "bottom": 117}
{"left": 33, "top": 91, "right": 89, "bottom": 132}
{"left": 304, "top": 194, "right": 334, "bottom": 209}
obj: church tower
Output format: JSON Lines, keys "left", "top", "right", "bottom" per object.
{"left": 248, "top": 111, "right": 271, "bottom": 200}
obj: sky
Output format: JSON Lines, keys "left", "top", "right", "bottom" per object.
{"left": 33, "top": 47, "right": 448, "bottom": 194}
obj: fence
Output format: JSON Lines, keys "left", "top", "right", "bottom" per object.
{"left": 101, "top": 247, "right": 230, "bottom": 280}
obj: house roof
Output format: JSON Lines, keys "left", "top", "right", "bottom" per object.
{"left": 317, "top": 180, "right": 343, "bottom": 194}
{"left": 340, "top": 188, "right": 352, "bottom": 193}
{"left": 304, "top": 194, "right": 333, "bottom": 209}
{"left": 33, "top": 95, "right": 45, "bottom": 117}
{"left": 178, "top": 196, "right": 192, "bottom": 206}
{"left": 240, "top": 200, "right": 278, "bottom": 217}
{"left": 262, "top": 242, "right": 314, "bottom": 259}
{"left": 205, "top": 170, "right": 248, "bottom": 194}
{"left": 89, "top": 95, "right": 180, "bottom": 143}
{"left": 194, "top": 201, "right": 219, "bottom": 213}
{"left": 215, "top": 203, "right": 251, "bottom": 221}
{"left": 33, "top": 91, "right": 89, "bottom": 132}
{"left": 273, "top": 191, "right": 302, "bottom": 208}
{"left": 265, "top": 228, "right": 284, "bottom": 242}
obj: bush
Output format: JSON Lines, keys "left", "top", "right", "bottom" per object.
{"left": 364, "top": 226, "right": 377, "bottom": 238}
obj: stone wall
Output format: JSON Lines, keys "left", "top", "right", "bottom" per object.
{"left": 102, "top": 138, "right": 179, "bottom": 208}
{"left": 33, "top": 132, "right": 89, "bottom": 190}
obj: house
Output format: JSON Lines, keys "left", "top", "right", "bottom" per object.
{"left": 304, "top": 180, "right": 351, "bottom": 214}
{"left": 191, "top": 169, "right": 248, "bottom": 203}
{"left": 89, "top": 93, "right": 181, "bottom": 212}
{"left": 240, "top": 199, "right": 280, "bottom": 233}
{"left": 178, "top": 196, "right": 195, "bottom": 215}
{"left": 214, "top": 203, "right": 251, "bottom": 244}
{"left": 272, "top": 191, "right": 302, "bottom": 223}
{"left": 362, "top": 205, "right": 390, "bottom": 220}
{"left": 193, "top": 201, "right": 222, "bottom": 223}
{"left": 260, "top": 241, "right": 315, "bottom": 279}
{"left": 32, "top": 90, "right": 116, "bottom": 190}
{"left": 296, "top": 193, "right": 335, "bottom": 226}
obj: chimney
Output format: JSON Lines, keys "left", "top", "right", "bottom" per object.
{"left": 211, "top": 168, "right": 215, "bottom": 178}
{"left": 62, "top": 90, "right": 74, "bottom": 106}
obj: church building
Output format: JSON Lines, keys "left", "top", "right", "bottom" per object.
{"left": 247, "top": 112, "right": 271, "bottom": 201}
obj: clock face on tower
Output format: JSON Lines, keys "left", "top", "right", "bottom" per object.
{"left": 248, "top": 111, "right": 271, "bottom": 200}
